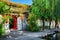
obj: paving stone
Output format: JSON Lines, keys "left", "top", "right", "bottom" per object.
{"left": 0, "top": 36, "right": 45, "bottom": 40}
{"left": 15, "top": 37, "right": 45, "bottom": 40}
{"left": 0, "top": 30, "right": 55, "bottom": 40}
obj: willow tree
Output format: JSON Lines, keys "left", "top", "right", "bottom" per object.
{"left": 32, "top": 0, "right": 47, "bottom": 30}
{"left": 46, "top": 0, "right": 56, "bottom": 29}
{"left": 31, "top": 0, "right": 57, "bottom": 30}
{"left": 45, "top": 0, "right": 59, "bottom": 29}
{"left": 54, "top": 0, "right": 60, "bottom": 28}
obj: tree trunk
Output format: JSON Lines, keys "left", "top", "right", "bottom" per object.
{"left": 49, "top": 20, "right": 51, "bottom": 29}
{"left": 55, "top": 18, "right": 59, "bottom": 29}
{"left": 42, "top": 19, "right": 45, "bottom": 30}
{"left": 55, "top": 19, "right": 57, "bottom": 28}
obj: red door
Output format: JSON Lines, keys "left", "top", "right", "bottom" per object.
{"left": 12, "top": 15, "right": 17, "bottom": 30}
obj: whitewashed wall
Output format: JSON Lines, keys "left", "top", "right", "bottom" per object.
{"left": 5, "top": 19, "right": 10, "bottom": 34}
{"left": 45, "top": 21, "right": 49, "bottom": 26}
{"left": 36, "top": 19, "right": 55, "bottom": 29}
{"left": 50, "top": 20, "right": 55, "bottom": 28}
{"left": 58, "top": 21, "right": 60, "bottom": 28}
{"left": 36, "top": 19, "right": 43, "bottom": 27}
{"left": 17, "top": 17, "right": 22, "bottom": 30}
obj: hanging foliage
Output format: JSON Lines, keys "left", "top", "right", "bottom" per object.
{"left": 0, "top": 2, "right": 9, "bottom": 14}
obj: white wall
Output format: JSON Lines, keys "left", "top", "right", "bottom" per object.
{"left": 36, "top": 19, "right": 55, "bottom": 29}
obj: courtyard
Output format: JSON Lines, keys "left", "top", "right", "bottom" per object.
{"left": 0, "top": 0, "right": 60, "bottom": 40}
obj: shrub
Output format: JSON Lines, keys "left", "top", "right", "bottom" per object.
{"left": 26, "top": 26, "right": 40, "bottom": 32}
{"left": 26, "top": 13, "right": 40, "bottom": 32}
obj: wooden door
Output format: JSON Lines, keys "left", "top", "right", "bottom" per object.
{"left": 12, "top": 15, "right": 17, "bottom": 30}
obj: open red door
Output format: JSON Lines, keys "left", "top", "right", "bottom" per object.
{"left": 12, "top": 15, "right": 17, "bottom": 30}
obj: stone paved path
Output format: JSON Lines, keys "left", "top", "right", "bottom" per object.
{"left": 0, "top": 31, "right": 45, "bottom": 40}
{"left": 0, "top": 35, "right": 45, "bottom": 40}
{"left": 0, "top": 29, "right": 55, "bottom": 40}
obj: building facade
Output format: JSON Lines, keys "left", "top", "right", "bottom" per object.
{"left": 0, "top": 0, "right": 29, "bottom": 31}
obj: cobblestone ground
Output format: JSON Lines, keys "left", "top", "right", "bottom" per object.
{"left": 0, "top": 31, "right": 45, "bottom": 40}
{"left": 0, "top": 29, "right": 56, "bottom": 40}
{"left": 0, "top": 36, "right": 45, "bottom": 40}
